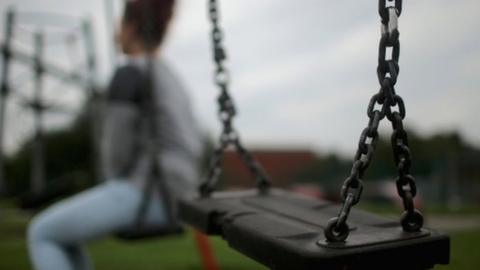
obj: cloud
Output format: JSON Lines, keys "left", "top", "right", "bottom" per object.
{"left": 0, "top": 0, "right": 479, "bottom": 155}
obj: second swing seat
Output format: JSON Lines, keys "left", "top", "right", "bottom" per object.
{"left": 115, "top": 224, "right": 184, "bottom": 241}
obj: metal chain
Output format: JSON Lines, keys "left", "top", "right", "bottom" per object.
{"left": 199, "top": 0, "right": 270, "bottom": 197}
{"left": 325, "top": 0, "right": 423, "bottom": 242}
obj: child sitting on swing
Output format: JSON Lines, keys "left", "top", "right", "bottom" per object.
{"left": 27, "top": 1, "right": 203, "bottom": 269}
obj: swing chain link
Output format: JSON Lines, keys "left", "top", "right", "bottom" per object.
{"left": 199, "top": 0, "right": 270, "bottom": 197}
{"left": 325, "top": 0, "right": 423, "bottom": 242}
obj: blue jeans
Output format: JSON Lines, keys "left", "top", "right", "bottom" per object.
{"left": 27, "top": 180, "right": 167, "bottom": 270}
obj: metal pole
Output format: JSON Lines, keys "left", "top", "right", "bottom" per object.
{"left": 82, "top": 19, "right": 103, "bottom": 183}
{"left": 30, "top": 31, "right": 46, "bottom": 196}
{"left": 193, "top": 230, "right": 220, "bottom": 270}
{"left": 0, "top": 8, "right": 15, "bottom": 196}
{"left": 104, "top": 0, "right": 118, "bottom": 69}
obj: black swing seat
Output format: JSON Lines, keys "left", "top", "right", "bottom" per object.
{"left": 115, "top": 223, "right": 184, "bottom": 241}
{"left": 179, "top": 188, "right": 449, "bottom": 270}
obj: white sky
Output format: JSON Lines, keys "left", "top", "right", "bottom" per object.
{"left": 0, "top": 0, "right": 479, "bottom": 156}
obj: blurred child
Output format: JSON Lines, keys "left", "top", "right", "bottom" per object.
{"left": 27, "top": 1, "right": 202, "bottom": 269}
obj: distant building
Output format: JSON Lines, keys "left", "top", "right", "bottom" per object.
{"left": 222, "top": 149, "right": 317, "bottom": 188}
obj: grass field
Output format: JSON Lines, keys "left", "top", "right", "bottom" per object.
{"left": 1, "top": 204, "right": 479, "bottom": 270}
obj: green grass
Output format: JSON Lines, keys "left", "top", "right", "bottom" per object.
{"left": 1, "top": 205, "right": 479, "bottom": 270}
{"left": 436, "top": 229, "right": 480, "bottom": 270}
{"left": 0, "top": 206, "right": 266, "bottom": 270}
{"left": 90, "top": 234, "right": 267, "bottom": 270}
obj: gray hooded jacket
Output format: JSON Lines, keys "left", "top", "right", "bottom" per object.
{"left": 101, "top": 58, "right": 203, "bottom": 199}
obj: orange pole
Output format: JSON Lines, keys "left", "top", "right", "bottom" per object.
{"left": 193, "top": 230, "right": 220, "bottom": 270}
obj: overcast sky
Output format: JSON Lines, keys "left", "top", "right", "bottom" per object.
{"left": 1, "top": 0, "right": 479, "bottom": 156}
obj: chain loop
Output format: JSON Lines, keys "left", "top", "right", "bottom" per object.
{"left": 325, "top": 0, "right": 423, "bottom": 242}
{"left": 199, "top": 0, "right": 271, "bottom": 197}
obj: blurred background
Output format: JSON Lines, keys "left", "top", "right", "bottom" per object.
{"left": 0, "top": 0, "right": 479, "bottom": 269}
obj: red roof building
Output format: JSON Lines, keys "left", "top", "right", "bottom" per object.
{"left": 222, "top": 149, "right": 318, "bottom": 188}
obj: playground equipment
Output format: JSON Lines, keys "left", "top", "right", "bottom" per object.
{"left": 178, "top": 1, "right": 450, "bottom": 269}
{"left": 0, "top": 8, "right": 101, "bottom": 201}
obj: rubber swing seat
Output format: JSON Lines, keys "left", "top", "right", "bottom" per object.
{"left": 179, "top": 188, "right": 449, "bottom": 270}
